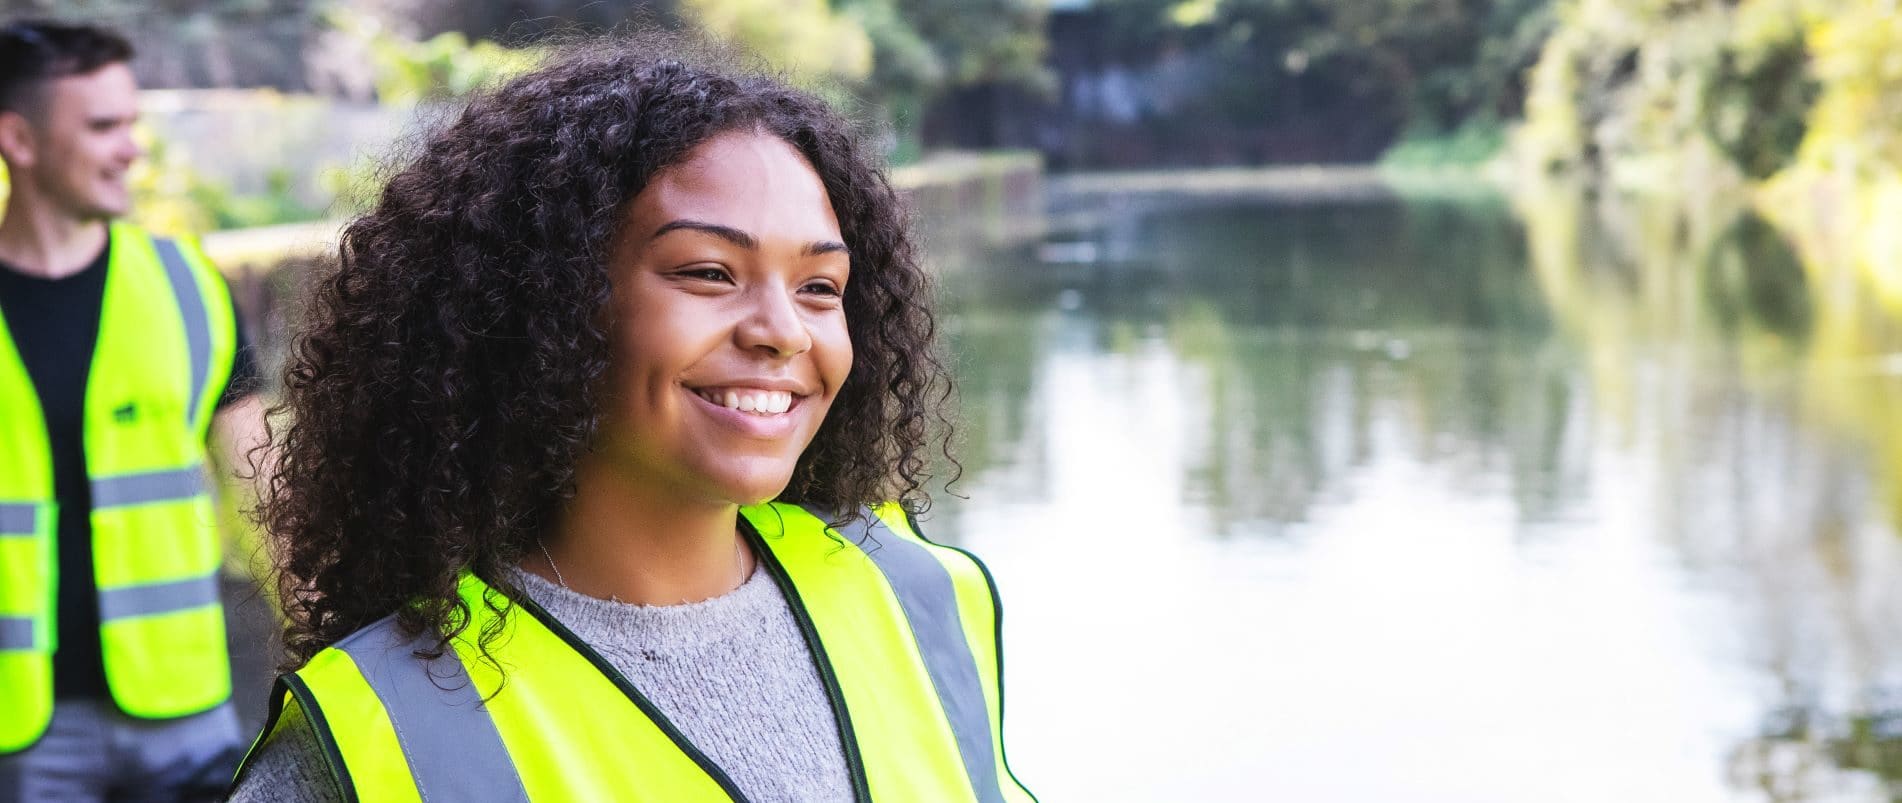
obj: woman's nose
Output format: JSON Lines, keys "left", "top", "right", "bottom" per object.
{"left": 736, "top": 283, "right": 813, "bottom": 358}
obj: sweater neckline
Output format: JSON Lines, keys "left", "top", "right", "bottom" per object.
{"left": 504, "top": 561, "right": 781, "bottom": 651}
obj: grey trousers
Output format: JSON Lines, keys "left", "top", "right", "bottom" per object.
{"left": 0, "top": 700, "right": 242, "bottom": 803}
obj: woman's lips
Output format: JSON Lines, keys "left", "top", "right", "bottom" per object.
{"left": 684, "top": 386, "right": 806, "bottom": 439}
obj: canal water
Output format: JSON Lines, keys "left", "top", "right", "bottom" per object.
{"left": 926, "top": 177, "right": 1902, "bottom": 802}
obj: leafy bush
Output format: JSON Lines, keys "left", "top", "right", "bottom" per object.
{"left": 1382, "top": 118, "right": 1511, "bottom": 167}
{"left": 322, "top": 9, "right": 544, "bottom": 105}
{"left": 1516, "top": 0, "right": 1898, "bottom": 187}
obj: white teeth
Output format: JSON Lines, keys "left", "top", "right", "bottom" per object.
{"left": 698, "top": 388, "right": 796, "bottom": 415}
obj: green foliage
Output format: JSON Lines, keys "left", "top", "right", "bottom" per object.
{"left": 316, "top": 153, "right": 384, "bottom": 217}
{"left": 679, "top": 0, "right": 873, "bottom": 83}
{"left": 833, "top": 0, "right": 1049, "bottom": 157}
{"left": 311, "top": 0, "right": 1046, "bottom": 159}
{"left": 1514, "top": 0, "right": 1740, "bottom": 183}
{"left": 104, "top": 125, "right": 322, "bottom": 233}
{"left": 1089, "top": 0, "right": 1556, "bottom": 165}
{"left": 1382, "top": 117, "right": 1511, "bottom": 167}
{"left": 889, "top": 0, "right": 1049, "bottom": 89}
{"left": 1702, "top": 36, "right": 1817, "bottom": 181}
{"left": 1514, "top": 0, "right": 1902, "bottom": 187}
{"left": 837, "top": 0, "right": 940, "bottom": 159}
{"left": 322, "top": 9, "right": 544, "bottom": 104}
{"left": 1795, "top": 1, "right": 1902, "bottom": 178}
{"left": 842, "top": 0, "right": 944, "bottom": 96}
{"left": 125, "top": 126, "right": 218, "bottom": 234}
{"left": 1513, "top": 0, "right": 1902, "bottom": 316}
{"left": 187, "top": 168, "right": 321, "bottom": 230}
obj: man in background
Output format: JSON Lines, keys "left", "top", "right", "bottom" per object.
{"left": 0, "top": 19, "right": 266, "bottom": 802}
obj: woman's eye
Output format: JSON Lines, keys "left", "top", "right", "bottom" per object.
{"left": 676, "top": 266, "right": 732, "bottom": 282}
{"left": 802, "top": 280, "right": 843, "bottom": 298}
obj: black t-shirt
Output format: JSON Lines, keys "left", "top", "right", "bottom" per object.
{"left": 0, "top": 233, "right": 259, "bottom": 701}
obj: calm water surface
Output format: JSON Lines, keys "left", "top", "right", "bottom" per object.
{"left": 926, "top": 180, "right": 1902, "bottom": 802}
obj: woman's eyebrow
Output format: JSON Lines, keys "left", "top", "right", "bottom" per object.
{"left": 654, "top": 219, "right": 848, "bottom": 257}
{"left": 653, "top": 219, "right": 756, "bottom": 249}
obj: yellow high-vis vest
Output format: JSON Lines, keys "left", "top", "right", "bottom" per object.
{"left": 0, "top": 223, "right": 238, "bottom": 753}
{"left": 236, "top": 503, "right": 1037, "bottom": 803}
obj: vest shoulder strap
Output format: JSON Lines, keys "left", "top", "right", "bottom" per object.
{"left": 745, "top": 502, "right": 1028, "bottom": 803}
{"left": 267, "top": 613, "right": 527, "bottom": 803}
{"left": 865, "top": 505, "right": 1038, "bottom": 803}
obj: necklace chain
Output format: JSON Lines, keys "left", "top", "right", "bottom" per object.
{"left": 537, "top": 536, "right": 747, "bottom": 600}
{"left": 537, "top": 538, "right": 568, "bottom": 589}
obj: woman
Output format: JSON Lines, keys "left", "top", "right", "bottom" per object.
{"left": 228, "top": 38, "right": 1035, "bottom": 803}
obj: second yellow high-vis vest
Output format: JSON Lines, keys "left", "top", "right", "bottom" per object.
{"left": 0, "top": 223, "right": 239, "bottom": 753}
{"left": 237, "top": 502, "right": 1036, "bottom": 802}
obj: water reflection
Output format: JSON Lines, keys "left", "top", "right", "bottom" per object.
{"left": 933, "top": 178, "right": 1902, "bottom": 800}
{"left": 1518, "top": 186, "right": 1902, "bottom": 803}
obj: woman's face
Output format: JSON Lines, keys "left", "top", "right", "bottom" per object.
{"left": 597, "top": 130, "right": 854, "bottom": 507}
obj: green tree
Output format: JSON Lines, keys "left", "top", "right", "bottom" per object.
{"left": 1085, "top": 0, "right": 1554, "bottom": 159}
{"left": 678, "top": 0, "right": 874, "bottom": 84}
{"left": 889, "top": 0, "right": 1047, "bottom": 89}
{"left": 834, "top": 0, "right": 1048, "bottom": 158}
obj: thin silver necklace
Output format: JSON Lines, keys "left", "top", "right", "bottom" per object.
{"left": 537, "top": 537, "right": 570, "bottom": 589}
{"left": 537, "top": 536, "right": 747, "bottom": 601}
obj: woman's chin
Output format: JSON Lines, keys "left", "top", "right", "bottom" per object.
{"left": 706, "top": 467, "right": 800, "bottom": 509}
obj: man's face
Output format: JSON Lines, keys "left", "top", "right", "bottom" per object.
{"left": 3, "top": 62, "right": 142, "bottom": 220}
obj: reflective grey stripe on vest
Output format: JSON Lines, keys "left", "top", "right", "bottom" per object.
{"left": 332, "top": 616, "right": 529, "bottom": 802}
{"left": 0, "top": 502, "right": 36, "bottom": 536}
{"left": 0, "top": 617, "right": 34, "bottom": 650}
{"left": 152, "top": 238, "right": 212, "bottom": 424}
{"left": 98, "top": 572, "right": 220, "bottom": 621}
{"left": 91, "top": 465, "right": 205, "bottom": 509}
{"left": 841, "top": 510, "right": 1006, "bottom": 803}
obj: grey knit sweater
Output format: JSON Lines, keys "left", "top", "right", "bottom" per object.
{"left": 227, "top": 562, "right": 853, "bottom": 802}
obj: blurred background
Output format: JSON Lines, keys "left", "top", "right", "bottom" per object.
{"left": 6, "top": 0, "right": 1902, "bottom": 800}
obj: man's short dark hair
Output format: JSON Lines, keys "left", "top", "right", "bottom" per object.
{"left": 0, "top": 20, "right": 135, "bottom": 115}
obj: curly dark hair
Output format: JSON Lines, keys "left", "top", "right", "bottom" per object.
{"left": 263, "top": 35, "right": 951, "bottom": 669}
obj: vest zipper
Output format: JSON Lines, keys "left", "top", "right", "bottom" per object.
{"left": 742, "top": 520, "right": 874, "bottom": 803}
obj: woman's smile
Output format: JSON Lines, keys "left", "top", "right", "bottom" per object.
{"left": 684, "top": 381, "right": 812, "bottom": 438}
{"left": 691, "top": 388, "right": 796, "bottom": 415}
